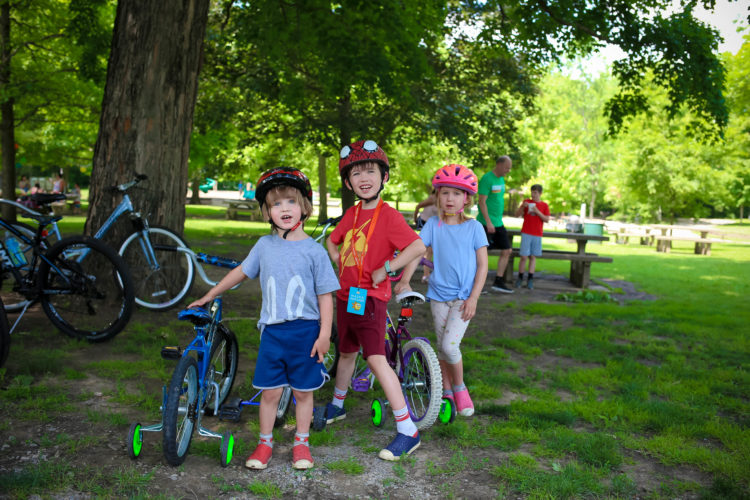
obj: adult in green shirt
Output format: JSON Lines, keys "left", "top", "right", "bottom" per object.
{"left": 477, "top": 156, "right": 513, "bottom": 293}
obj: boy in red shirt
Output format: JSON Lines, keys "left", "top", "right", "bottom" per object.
{"left": 514, "top": 184, "right": 550, "bottom": 290}
{"left": 323, "top": 140, "right": 426, "bottom": 461}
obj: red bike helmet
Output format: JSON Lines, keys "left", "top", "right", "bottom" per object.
{"left": 255, "top": 167, "right": 313, "bottom": 208}
{"left": 338, "top": 139, "right": 390, "bottom": 179}
{"left": 432, "top": 164, "right": 478, "bottom": 195}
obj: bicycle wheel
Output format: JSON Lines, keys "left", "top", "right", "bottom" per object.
{"left": 0, "top": 296, "right": 10, "bottom": 368}
{"left": 163, "top": 356, "right": 199, "bottom": 466}
{"left": 401, "top": 338, "right": 442, "bottom": 430}
{"left": 118, "top": 226, "right": 195, "bottom": 311}
{"left": 207, "top": 324, "right": 239, "bottom": 410}
{"left": 2, "top": 222, "right": 40, "bottom": 312}
{"left": 274, "top": 386, "right": 293, "bottom": 428}
{"left": 39, "top": 236, "right": 135, "bottom": 342}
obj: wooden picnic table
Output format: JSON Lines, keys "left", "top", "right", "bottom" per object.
{"left": 649, "top": 224, "right": 720, "bottom": 255}
{"left": 224, "top": 199, "right": 260, "bottom": 220}
{"left": 489, "top": 229, "right": 612, "bottom": 288}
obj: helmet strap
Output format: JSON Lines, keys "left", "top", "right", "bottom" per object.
{"left": 282, "top": 214, "right": 306, "bottom": 239}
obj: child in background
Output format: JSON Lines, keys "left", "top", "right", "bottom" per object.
{"left": 514, "top": 184, "right": 550, "bottom": 289}
{"left": 323, "top": 139, "right": 426, "bottom": 461}
{"left": 188, "top": 167, "right": 339, "bottom": 471}
{"left": 399, "top": 164, "right": 488, "bottom": 417}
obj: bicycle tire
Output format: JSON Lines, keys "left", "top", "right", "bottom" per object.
{"left": 118, "top": 226, "right": 195, "bottom": 311}
{"left": 39, "top": 236, "right": 135, "bottom": 342}
{"left": 207, "top": 324, "right": 239, "bottom": 411}
{"left": 401, "top": 338, "right": 442, "bottom": 430}
{"left": 163, "top": 355, "right": 199, "bottom": 466}
{"left": 0, "top": 296, "right": 10, "bottom": 368}
{"left": 274, "top": 386, "right": 293, "bottom": 428}
{"left": 1, "top": 222, "right": 41, "bottom": 312}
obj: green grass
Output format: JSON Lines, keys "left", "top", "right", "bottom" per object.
{"left": 1, "top": 216, "right": 748, "bottom": 498}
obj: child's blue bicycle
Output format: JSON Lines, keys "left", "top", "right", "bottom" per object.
{"left": 127, "top": 297, "right": 239, "bottom": 466}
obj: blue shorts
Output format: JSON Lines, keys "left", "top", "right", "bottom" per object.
{"left": 253, "top": 319, "right": 330, "bottom": 392}
{"left": 519, "top": 233, "right": 542, "bottom": 257}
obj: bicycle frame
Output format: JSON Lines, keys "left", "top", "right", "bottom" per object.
{"left": 137, "top": 298, "right": 226, "bottom": 437}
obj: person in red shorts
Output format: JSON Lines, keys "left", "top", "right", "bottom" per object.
{"left": 322, "top": 139, "right": 426, "bottom": 461}
{"left": 514, "top": 184, "right": 550, "bottom": 290}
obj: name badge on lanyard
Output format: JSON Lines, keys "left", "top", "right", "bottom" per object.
{"left": 346, "top": 287, "right": 367, "bottom": 315}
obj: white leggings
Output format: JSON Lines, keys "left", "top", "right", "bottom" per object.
{"left": 430, "top": 300, "right": 470, "bottom": 364}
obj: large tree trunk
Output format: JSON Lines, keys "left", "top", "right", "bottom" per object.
{"left": 85, "top": 0, "right": 210, "bottom": 245}
{"left": 0, "top": 1, "right": 16, "bottom": 222}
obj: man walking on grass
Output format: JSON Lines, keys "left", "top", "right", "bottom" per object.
{"left": 477, "top": 155, "right": 513, "bottom": 293}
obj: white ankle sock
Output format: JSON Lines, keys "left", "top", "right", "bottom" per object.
{"left": 393, "top": 406, "right": 418, "bottom": 437}
{"left": 331, "top": 386, "right": 347, "bottom": 409}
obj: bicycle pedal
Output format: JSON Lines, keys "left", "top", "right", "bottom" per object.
{"left": 218, "top": 397, "right": 244, "bottom": 422}
{"left": 351, "top": 377, "right": 371, "bottom": 392}
{"left": 160, "top": 346, "right": 182, "bottom": 360}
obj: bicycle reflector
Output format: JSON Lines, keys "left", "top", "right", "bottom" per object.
{"left": 400, "top": 307, "right": 413, "bottom": 318}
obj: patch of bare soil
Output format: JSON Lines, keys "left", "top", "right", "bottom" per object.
{"left": 1, "top": 272, "right": 707, "bottom": 499}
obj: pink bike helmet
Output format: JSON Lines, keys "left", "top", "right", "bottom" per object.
{"left": 431, "top": 164, "right": 478, "bottom": 195}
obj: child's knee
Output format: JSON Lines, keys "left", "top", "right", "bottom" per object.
{"left": 261, "top": 387, "right": 283, "bottom": 404}
{"left": 439, "top": 345, "right": 462, "bottom": 365}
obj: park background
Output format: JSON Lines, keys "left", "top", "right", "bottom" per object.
{"left": 1, "top": 1, "right": 749, "bottom": 499}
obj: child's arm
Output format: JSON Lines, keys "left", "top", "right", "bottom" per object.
{"left": 187, "top": 266, "right": 247, "bottom": 309}
{"left": 372, "top": 238, "right": 426, "bottom": 288}
{"left": 535, "top": 206, "right": 550, "bottom": 223}
{"left": 515, "top": 200, "right": 527, "bottom": 217}
{"left": 326, "top": 236, "right": 340, "bottom": 271}
{"left": 393, "top": 253, "right": 423, "bottom": 295}
{"left": 310, "top": 292, "right": 333, "bottom": 363}
{"left": 460, "top": 246, "right": 488, "bottom": 321}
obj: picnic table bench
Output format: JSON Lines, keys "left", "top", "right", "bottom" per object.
{"left": 609, "top": 225, "right": 654, "bottom": 246}
{"left": 224, "top": 199, "right": 260, "bottom": 220}
{"left": 489, "top": 229, "right": 612, "bottom": 288}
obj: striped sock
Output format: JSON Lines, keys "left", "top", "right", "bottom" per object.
{"left": 259, "top": 433, "right": 273, "bottom": 449}
{"left": 453, "top": 383, "right": 467, "bottom": 393}
{"left": 294, "top": 432, "right": 310, "bottom": 448}
{"left": 393, "top": 406, "right": 418, "bottom": 437}
{"left": 443, "top": 389, "right": 454, "bottom": 399}
{"left": 331, "top": 386, "right": 347, "bottom": 409}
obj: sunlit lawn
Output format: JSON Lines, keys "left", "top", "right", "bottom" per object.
{"left": 3, "top": 206, "right": 749, "bottom": 498}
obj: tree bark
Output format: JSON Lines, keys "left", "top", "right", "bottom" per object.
{"left": 85, "top": 0, "right": 210, "bottom": 245}
{"left": 0, "top": 1, "right": 16, "bottom": 222}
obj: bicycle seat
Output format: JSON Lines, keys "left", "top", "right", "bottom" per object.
{"left": 395, "top": 291, "right": 426, "bottom": 306}
{"left": 178, "top": 306, "right": 212, "bottom": 326}
{"left": 30, "top": 193, "right": 67, "bottom": 205}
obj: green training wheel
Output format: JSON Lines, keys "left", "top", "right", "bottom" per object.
{"left": 220, "top": 432, "right": 234, "bottom": 467}
{"left": 127, "top": 422, "right": 143, "bottom": 459}
{"left": 371, "top": 398, "right": 388, "bottom": 427}
{"left": 439, "top": 397, "right": 457, "bottom": 424}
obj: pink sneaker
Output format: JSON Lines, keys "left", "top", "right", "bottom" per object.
{"left": 245, "top": 443, "right": 273, "bottom": 470}
{"left": 454, "top": 389, "right": 474, "bottom": 417}
{"left": 292, "top": 445, "right": 314, "bottom": 469}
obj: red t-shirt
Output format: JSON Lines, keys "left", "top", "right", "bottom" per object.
{"left": 330, "top": 202, "right": 419, "bottom": 303}
{"left": 520, "top": 199, "right": 550, "bottom": 237}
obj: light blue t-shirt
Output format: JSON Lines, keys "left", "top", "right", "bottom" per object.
{"left": 420, "top": 217, "right": 488, "bottom": 302}
{"left": 241, "top": 234, "right": 340, "bottom": 332}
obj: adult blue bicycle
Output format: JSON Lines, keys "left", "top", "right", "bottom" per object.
{"left": 2, "top": 175, "right": 194, "bottom": 312}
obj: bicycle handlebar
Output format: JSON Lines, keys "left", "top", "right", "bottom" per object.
{"left": 112, "top": 174, "right": 148, "bottom": 193}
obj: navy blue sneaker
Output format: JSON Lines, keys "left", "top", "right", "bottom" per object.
{"left": 314, "top": 403, "right": 346, "bottom": 424}
{"left": 378, "top": 432, "right": 421, "bottom": 461}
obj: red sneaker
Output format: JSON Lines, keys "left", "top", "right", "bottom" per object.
{"left": 245, "top": 443, "right": 273, "bottom": 470}
{"left": 292, "top": 445, "right": 314, "bottom": 470}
